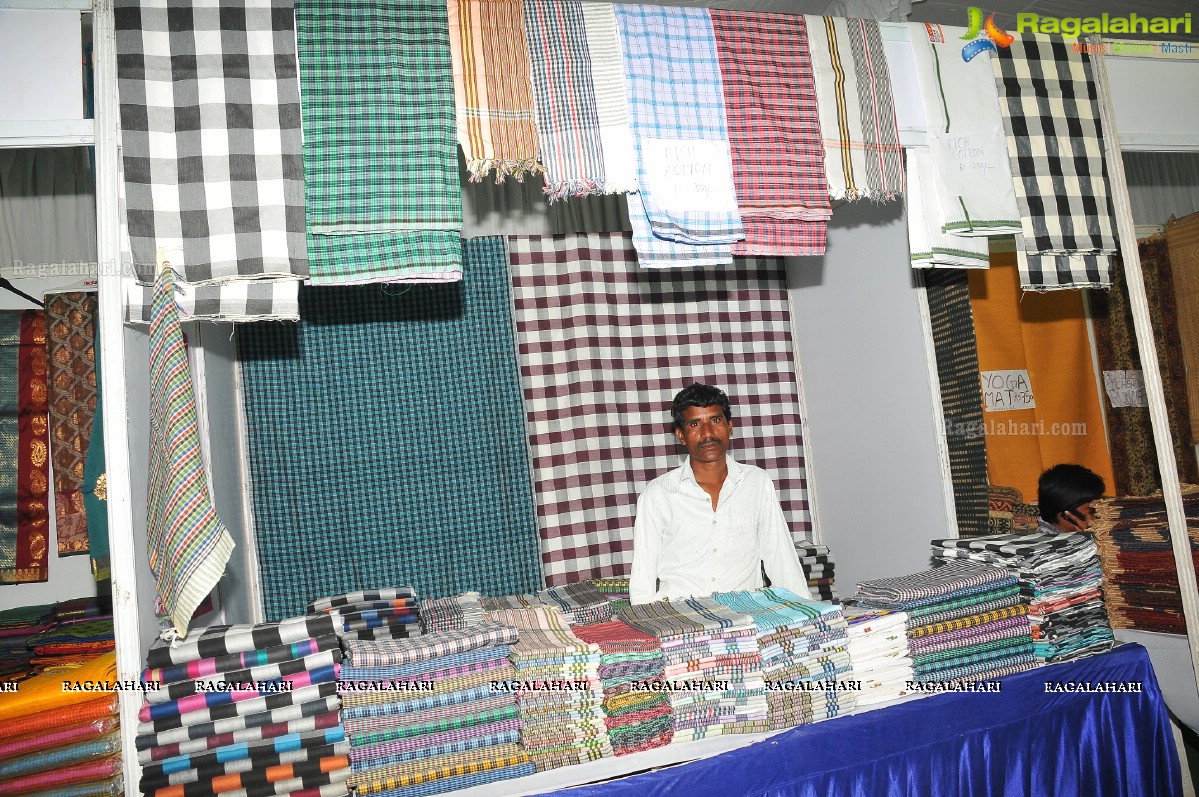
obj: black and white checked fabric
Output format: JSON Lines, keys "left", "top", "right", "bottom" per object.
{"left": 136, "top": 684, "right": 340, "bottom": 739}
{"left": 345, "top": 623, "right": 519, "bottom": 668}
{"left": 993, "top": 35, "right": 1117, "bottom": 291}
{"left": 855, "top": 560, "right": 1013, "bottom": 605}
{"left": 145, "top": 648, "right": 343, "bottom": 704}
{"left": 507, "top": 233, "right": 813, "bottom": 586}
{"left": 307, "top": 588, "right": 416, "bottom": 613}
{"left": 145, "top": 614, "right": 339, "bottom": 668}
{"left": 115, "top": 0, "right": 307, "bottom": 322}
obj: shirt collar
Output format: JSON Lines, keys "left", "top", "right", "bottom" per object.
{"left": 680, "top": 454, "right": 744, "bottom": 485}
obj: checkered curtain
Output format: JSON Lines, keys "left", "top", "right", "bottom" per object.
{"left": 115, "top": 0, "right": 307, "bottom": 322}
{"left": 507, "top": 233, "right": 812, "bottom": 586}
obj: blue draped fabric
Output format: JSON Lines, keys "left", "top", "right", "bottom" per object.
{"left": 542, "top": 644, "right": 1180, "bottom": 797}
{"left": 238, "top": 237, "right": 544, "bottom": 620}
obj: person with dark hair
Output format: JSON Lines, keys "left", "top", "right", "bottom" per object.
{"left": 1037, "top": 463, "right": 1107, "bottom": 533}
{"left": 629, "top": 383, "right": 811, "bottom": 605}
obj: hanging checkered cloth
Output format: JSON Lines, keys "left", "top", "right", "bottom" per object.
{"left": 147, "top": 267, "right": 235, "bottom": 638}
{"left": 114, "top": 0, "right": 307, "bottom": 323}
{"left": 507, "top": 233, "right": 812, "bottom": 585}
{"left": 448, "top": 0, "right": 541, "bottom": 182}
{"left": 710, "top": 11, "right": 830, "bottom": 256}
{"left": 614, "top": 5, "right": 741, "bottom": 268}
{"left": 805, "top": 16, "right": 903, "bottom": 202}
{"left": 993, "top": 35, "right": 1117, "bottom": 290}
{"left": 523, "top": 0, "right": 605, "bottom": 200}
{"left": 579, "top": 4, "right": 637, "bottom": 195}
{"left": 296, "top": 0, "right": 463, "bottom": 285}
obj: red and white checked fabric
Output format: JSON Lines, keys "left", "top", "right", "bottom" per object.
{"left": 709, "top": 10, "right": 829, "bottom": 256}
{"left": 507, "top": 233, "right": 813, "bottom": 586}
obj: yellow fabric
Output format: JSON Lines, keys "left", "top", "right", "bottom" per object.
{"left": 0, "top": 651, "right": 117, "bottom": 720}
{"left": 968, "top": 253, "right": 1114, "bottom": 500}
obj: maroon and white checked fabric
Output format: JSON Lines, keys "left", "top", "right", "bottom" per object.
{"left": 507, "top": 233, "right": 812, "bottom": 586}
{"left": 709, "top": 10, "right": 829, "bottom": 257}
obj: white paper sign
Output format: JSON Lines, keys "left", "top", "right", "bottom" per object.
{"left": 1103, "top": 370, "right": 1148, "bottom": 408}
{"left": 640, "top": 138, "right": 739, "bottom": 213}
{"left": 981, "top": 370, "right": 1035, "bottom": 412}
{"left": 929, "top": 131, "right": 1009, "bottom": 196}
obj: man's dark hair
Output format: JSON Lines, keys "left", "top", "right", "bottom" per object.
{"left": 671, "top": 383, "right": 733, "bottom": 431}
{"left": 1038, "top": 464, "right": 1106, "bottom": 522}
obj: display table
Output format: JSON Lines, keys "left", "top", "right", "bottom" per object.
{"left": 455, "top": 643, "right": 1179, "bottom": 797}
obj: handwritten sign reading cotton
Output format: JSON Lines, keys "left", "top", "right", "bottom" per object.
{"left": 1103, "top": 370, "right": 1148, "bottom": 408}
{"left": 640, "top": 138, "right": 739, "bottom": 214}
{"left": 981, "top": 370, "right": 1035, "bottom": 412}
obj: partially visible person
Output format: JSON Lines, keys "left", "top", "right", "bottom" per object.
{"left": 629, "top": 383, "right": 811, "bottom": 605}
{"left": 1037, "top": 463, "right": 1106, "bottom": 533}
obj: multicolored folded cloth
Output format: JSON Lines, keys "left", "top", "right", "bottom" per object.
{"left": 136, "top": 695, "right": 342, "bottom": 749}
{"left": 308, "top": 589, "right": 417, "bottom": 613}
{"left": 363, "top": 759, "right": 536, "bottom": 797}
{"left": 348, "top": 721, "right": 520, "bottom": 766}
{"left": 142, "top": 725, "right": 346, "bottom": 782}
{"left": 993, "top": 35, "right": 1116, "bottom": 290}
{"left": 140, "top": 742, "right": 349, "bottom": 789}
{"left": 295, "top": 0, "right": 463, "bottom": 285}
{"left": 145, "top": 615, "right": 338, "bottom": 668}
{"left": 448, "top": 0, "right": 541, "bottom": 182}
{"left": 523, "top": 0, "right": 605, "bottom": 199}
{"left": 0, "top": 732, "right": 120, "bottom": 780}
{"left": 145, "top": 648, "right": 343, "bottom": 704}
{"left": 908, "top": 604, "right": 1029, "bottom": 640}
{"left": 536, "top": 582, "right": 612, "bottom": 626}
{"left": 710, "top": 10, "right": 829, "bottom": 256}
{"left": 346, "top": 624, "right": 518, "bottom": 669}
{"left": 804, "top": 15, "right": 903, "bottom": 202}
{"left": 137, "top": 681, "right": 340, "bottom": 735}
{"left": 0, "top": 754, "right": 121, "bottom": 795}
{"left": 137, "top": 709, "right": 342, "bottom": 764}
{"left": 614, "top": 4, "right": 740, "bottom": 267}
{"left": 140, "top": 664, "right": 340, "bottom": 721}
{"left": 143, "top": 635, "right": 341, "bottom": 687}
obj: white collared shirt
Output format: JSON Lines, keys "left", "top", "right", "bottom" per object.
{"left": 629, "top": 455, "right": 812, "bottom": 605}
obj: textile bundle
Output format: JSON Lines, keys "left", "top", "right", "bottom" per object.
{"left": 855, "top": 560, "right": 1038, "bottom": 682}
{"left": 1091, "top": 494, "right": 1199, "bottom": 634}
{"left": 710, "top": 10, "right": 830, "bottom": 256}
{"left": 614, "top": 5, "right": 741, "bottom": 268}
{"left": 588, "top": 577, "right": 630, "bottom": 617}
{"left": 842, "top": 608, "right": 912, "bottom": 705}
{"left": 238, "top": 237, "right": 543, "bottom": 621}
{"left": 508, "top": 232, "right": 812, "bottom": 585}
{"left": 0, "top": 310, "right": 49, "bottom": 585}
{"left": 419, "top": 593, "right": 487, "bottom": 634}
{"left": 905, "top": 147, "right": 989, "bottom": 269}
{"left": 795, "top": 542, "right": 838, "bottom": 603}
{"left": 932, "top": 533, "right": 1114, "bottom": 663}
{"left": 536, "top": 582, "right": 612, "bottom": 626}
{"left": 44, "top": 292, "right": 98, "bottom": 555}
{"left": 804, "top": 16, "right": 903, "bottom": 202}
{"left": 136, "top": 615, "right": 350, "bottom": 797}
{"left": 308, "top": 588, "right": 422, "bottom": 644}
{"left": 0, "top": 596, "right": 113, "bottom": 682}
{"left": 114, "top": 0, "right": 307, "bottom": 322}
{"left": 713, "top": 589, "right": 854, "bottom": 729}
{"left": 296, "top": 0, "right": 463, "bottom": 285}
{"left": 340, "top": 622, "right": 533, "bottom": 796}
{"left": 0, "top": 652, "right": 123, "bottom": 795}
{"left": 907, "top": 23, "right": 1021, "bottom": 244}
{"left": 620, "top": 597, "right": 766, "bottom": 741}
{"left": 483, "top": 606, "right": 612, "bottom": 770}
{"left": 572, "top": 620, "right": 673, "bottom": 755}
{"left": 993, "top": 36, "right": 1117, "bottom": 291}
{"left": 986, "top": 486, "right": 1040, "bottom": 535}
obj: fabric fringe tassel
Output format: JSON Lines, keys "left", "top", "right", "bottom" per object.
{"left": 467, "top": 158, "right": 545, "bottom": 184}
{"left": 543, "top": 178, "right": 607, "bottom": 203}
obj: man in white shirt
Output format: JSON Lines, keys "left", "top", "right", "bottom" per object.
{"left": 629, "top": 383, "right": 812, "bottom": 605}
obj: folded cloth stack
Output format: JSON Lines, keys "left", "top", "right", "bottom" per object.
{"left": 340, "top": 622, "right": 533, "bottom": 797}
{"left": 484, "top": 606, "right": 612, "bottom": 771}
{"left": 418, "top": 593, "right": 486, "bottom": 634}
{"left": 842, "top": 607, "right": 912, "bottom": 705}
{"left": 855, "top": 560, "right": 1037, "bottom": 683}
{"left": 136, "top": 614, "right": 350, "bottom": 797}
{"left": 25, "top": 616, "right": 116, "bottom": 675}
{"left": 620, "top": 597, "right": 765, "bottom": 742}
{"left": 795, "top": 542, "right": 838, "bottom": 602}
{"left": 308, "top": 589, "right": 421, "bottom": 643}
{"left": 0, "top": 604, "right": 54, "bottom": 682}
{"left": 0, "top": 654, "right": 123, "bottom": 796}
{"left": 932, "top": 531, "right": 1115, "bottom": 663}
{"left": 536, "top": 582, "right": 612, "bottom": 626}
{"left": 713, "top": 589, "right": 853, "bottom": 729}
{"left": 1090, "top": 495, "right": 1199, "bottom": 634}
{"left": 587, "top": 578, "right": 630, "bottom": 617}
{"left": 571, "top": 620, "right": 673, "bottom": 755}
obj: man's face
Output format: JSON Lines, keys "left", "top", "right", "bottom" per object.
{"left": 674, "top": 404, "right": 732, "bottom": 464}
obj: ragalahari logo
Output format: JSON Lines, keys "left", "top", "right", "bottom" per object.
{"left": 960, "top": 7, "right": 1014, "bottom": 62}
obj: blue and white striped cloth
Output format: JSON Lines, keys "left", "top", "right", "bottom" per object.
{"left": 614, "top": 5, "right": 742, "bottom": 267}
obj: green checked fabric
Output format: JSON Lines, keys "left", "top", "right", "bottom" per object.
{"left": 350, "top": 704, "right": 521, "bottom": 748}
{"left": 295, "top": 0, "right": 463, "bottom": 284}
{"left": 913, "top": 636, "right": 1035, "bottom": 670}
{"left": 238, "top": 237, "right": 543, "bottom": 621}
{"left": 905, "top": 583, "right": 1021, "bottom": 620}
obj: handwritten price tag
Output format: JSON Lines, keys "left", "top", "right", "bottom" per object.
{"left": 640, "top": 138, "right": 739, "bottom": 213}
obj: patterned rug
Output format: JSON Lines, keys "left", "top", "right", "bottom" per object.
{"left": 238, "top": 237, "right": 543, "bottom": 620}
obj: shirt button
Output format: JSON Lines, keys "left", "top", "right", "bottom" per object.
{"left": 712, "top": 548, "right": 717, "bottom": 553}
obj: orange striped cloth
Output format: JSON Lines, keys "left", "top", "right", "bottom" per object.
{"left": 448, "top": 0, "right": 541, "bottom": 182}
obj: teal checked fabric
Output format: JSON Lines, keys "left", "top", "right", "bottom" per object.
{"left": 148, "top": 267, "right": 235, "bottom": 637}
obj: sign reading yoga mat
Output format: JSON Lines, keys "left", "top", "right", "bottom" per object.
{"left": 508, "top": 233, "right": 812, "bottom": 586}
{"left": 981, "top": 370, "right": 1035, "bottom": 412}
{"left": 238, "top": 237, "right": 543, "bottom": 621}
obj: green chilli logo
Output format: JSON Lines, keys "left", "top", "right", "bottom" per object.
{"left": 961, "top": 7, "right": 1014, "bottom": 61}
